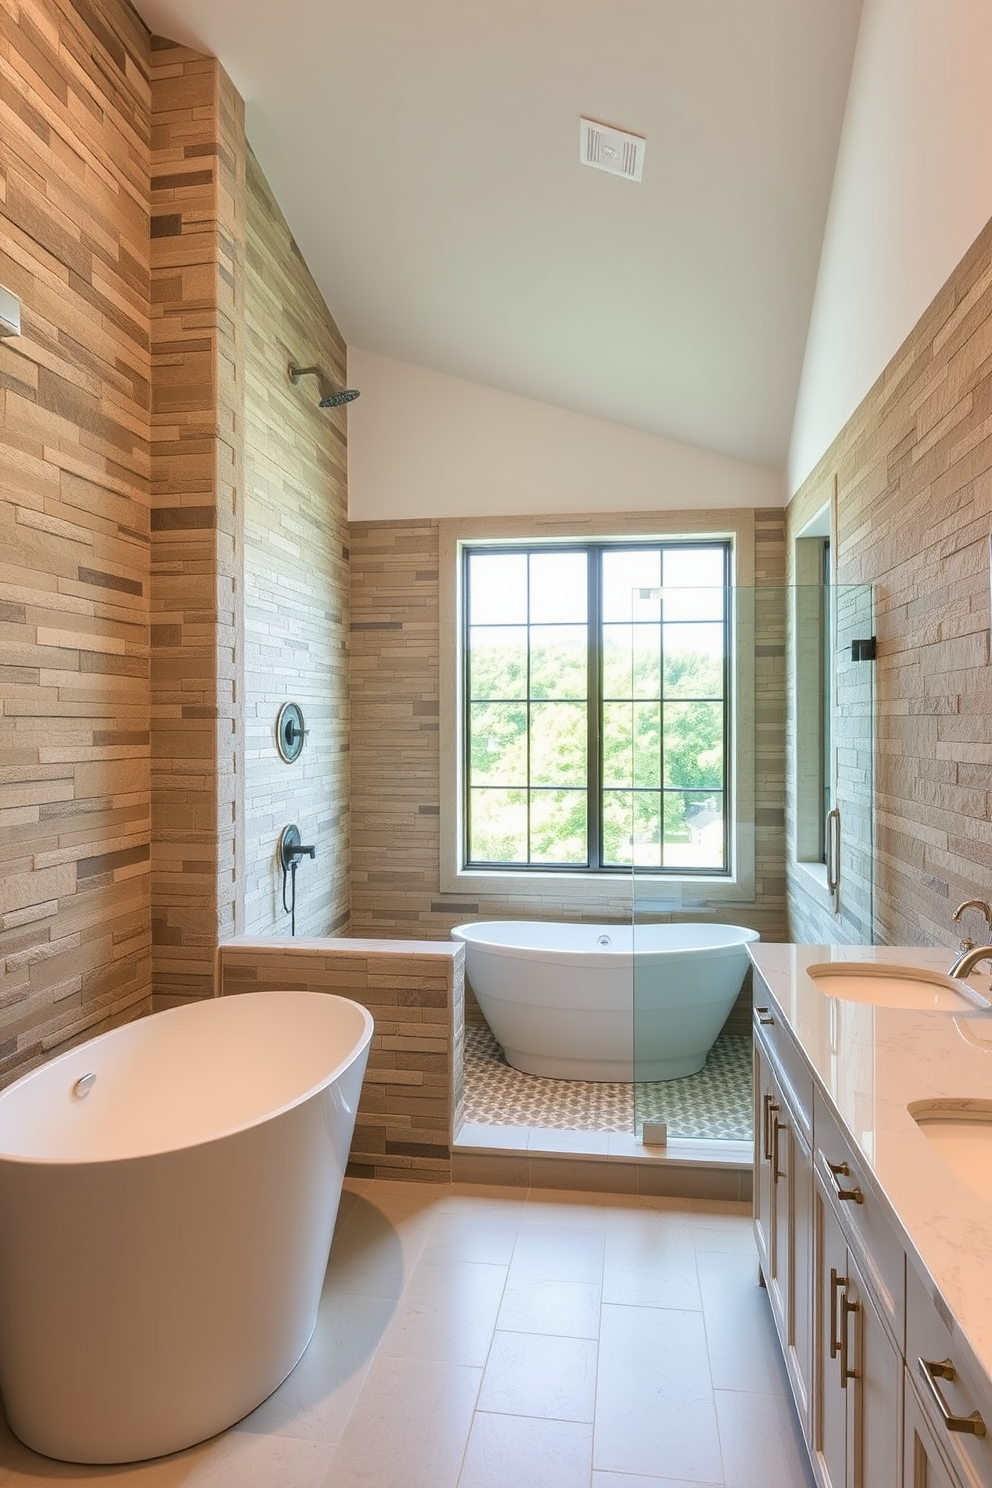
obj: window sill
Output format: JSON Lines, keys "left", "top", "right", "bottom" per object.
{"left": 794, "top": 859, "right": 833, "bottom": 905}
{"left": 441, "top": 864, "right": 751, "bottom": 907}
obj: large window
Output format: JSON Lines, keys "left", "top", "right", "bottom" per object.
{"left": 462, "top": 541, "right": 731, "bottom": 872}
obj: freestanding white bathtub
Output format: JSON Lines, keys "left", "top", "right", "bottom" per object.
{"left": 452, "top": 920, "right": 758, "bottom": 1081}
{"left": 0, "top": 990, "right": 373, "bottom": 1464}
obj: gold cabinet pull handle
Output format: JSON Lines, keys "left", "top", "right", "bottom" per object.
{"left": 828, "top": 1159, "right": 864, "bottom": 1204}
{"left": 772, "top": 1115, "right": 787, "bottom": 1183}
{"left": 840, "top": 1294, "right": 859, "bottom": 1387}
{"left": 918, "top": 1358, "right": 987, "bottom": 1437}
{"left": 829, "top": 1267, "right": 846, "bottom": 1360}
{"left": 762, "top": 1094, "right": 777, "bottom": 1162}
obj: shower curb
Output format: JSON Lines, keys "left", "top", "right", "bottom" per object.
{"left": 451, "top": 1133, "right": 753, "bottom": 1201}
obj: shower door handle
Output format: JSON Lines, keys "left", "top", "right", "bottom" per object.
{"left": 826, "top": 808, "right": 841, "bottom": 905}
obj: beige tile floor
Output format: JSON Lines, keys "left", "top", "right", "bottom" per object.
{"left": 0, "top": 1179, "right": 815, "bottom": 1488}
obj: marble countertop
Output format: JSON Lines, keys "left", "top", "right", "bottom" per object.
{"left": 749, "top": 942, "right": 992, "bottom": 1399}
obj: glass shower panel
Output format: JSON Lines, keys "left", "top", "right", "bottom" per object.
{"left": 629, "top": 584, "right": 875, "bottom": 1141}
{"left": 831, "top": 583, "right": 876, "bottom": 944}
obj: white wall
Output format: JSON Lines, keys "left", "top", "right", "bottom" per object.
{"left": 347, "top": 348, "right": 784, "bottom": 521}
{"left": 789, "top": 0, "right": 992, "bottom": 495}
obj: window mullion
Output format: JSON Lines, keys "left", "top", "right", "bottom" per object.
{"left": 526, "top": 552, "right": 533, "bottom": 863}
{"left": 658, "top": 586, "right": 665, "bottom": 870}
{"left": 588, "top": 548, "right": 601, "bottom": 869}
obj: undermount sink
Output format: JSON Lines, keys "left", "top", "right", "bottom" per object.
{"left": 910, "top": 1102, "right": 992, "bottom": 1206}
{"left": 806, "top": 962, "right": 992, "bottom": 1013}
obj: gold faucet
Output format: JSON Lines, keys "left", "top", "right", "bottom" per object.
{"left": 949, "top": 944, "right": 992, "bottom": 979}
{"left": 949, "top": 902, "right": 992, "bottom": 977}
{"left": 953, "top": 899, "right": 992, "bottom": 931}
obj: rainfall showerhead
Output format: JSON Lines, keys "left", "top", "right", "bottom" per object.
{"left": 319, "top": 387, "right": 360, "bottom": 408}
{"left": 288, "top": 364, "right": 361, "bottom": 409}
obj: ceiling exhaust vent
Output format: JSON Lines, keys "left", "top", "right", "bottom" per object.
{"left": 579, "top": 117, "right": 645, "bottom": 182}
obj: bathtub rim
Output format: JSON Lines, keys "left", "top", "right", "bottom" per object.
{"left": 0, "top": 990, "right": 374, "bottom": 1169}
{"left": 451, "top": 919, "right": 760, "bottom": 970}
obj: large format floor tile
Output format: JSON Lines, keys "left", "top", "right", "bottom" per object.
{"left": 696, "top": 1248, "right": 792, "bottom": 1396}
{"left": 375, "top": 1257, "right": 508, "bottom": 1367}
{"left": 477, "top": 1331, "right": 598, "bottom": 1422}
{"left": 324, "top": 1353, "right": 482, "bottom": 1488}
{"left": 459, "top": 1413, "right": 593, "bottom": 1488}
{"left": 0, "top": 1180, "right": 816, "bottom": 1488}
{"left": 594, "top": 1303, "right": 724, "bottom": 1483}
{"left": 715, "top": 1386, "right": 816, "bottom": 1488}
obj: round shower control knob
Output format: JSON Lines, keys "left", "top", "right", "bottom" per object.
{"left": 276, "top": 702, "right": 308, "bottom": 763}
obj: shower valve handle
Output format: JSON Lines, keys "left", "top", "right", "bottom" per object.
{"left": 278, "top": 824, "right": 316, "bottom": 871}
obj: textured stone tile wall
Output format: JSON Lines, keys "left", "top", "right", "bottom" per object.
{"left": 149, "top": 42, "right": 246, "bottom": 1008}
{"left": 0, "top": 0, "right": 353, "bottom": 1082}
{"left": 0, "top": 0, "right": 153, "bottom": 1083}
{"left": 217, "top": 937, "right": 464, "bottom": 1182}
{"left": 787, "top": 218, "right": 992, "bottom": 951}
{"left": 241, "top": 149, "right": 350, "bottom": 939}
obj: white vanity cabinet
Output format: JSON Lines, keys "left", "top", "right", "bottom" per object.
{"left": 750, "top": 948, "right": 992, "bottom": 1488}
{"left": 752, "top": 969, "right": 905, "bottom": 1488}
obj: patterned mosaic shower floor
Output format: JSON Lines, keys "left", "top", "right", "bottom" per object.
{"left": 463, "top": 1021, "right": 753, "bottom": 1141}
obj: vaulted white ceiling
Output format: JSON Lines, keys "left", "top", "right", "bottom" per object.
{"left": 133, "top": 0, "right": 863, "bottom": 470}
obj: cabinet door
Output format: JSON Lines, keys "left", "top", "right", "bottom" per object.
{"left": 815, "top": 1172, "right": 904, "bottom": 1488}
{"left": 754, "top": 1022, "right": 815, "bottom": 1453}
{"left": 814, "top": 1173, "right": 849, "bottom": 1488}
{"left": 753, "top": 1034, "right": 774, "bottom": 1283}
{"left": 767, "top": 1061, "right": 791, "bottom": 1336}
{"left": 903, "top": 1375, "right": 961, "bottom": 1488}
{"left": 770, "top": 1072, "right": 814, "bottom": 1427}
{"left": 846, "top": 1245, "right": 902, "bottom": 1488}
{"left": 788, "top": 1117, "right": 814, "bottom": 1432}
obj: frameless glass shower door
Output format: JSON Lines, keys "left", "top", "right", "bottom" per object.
{"left": 626, "top": 582, "right": 875, "bottom": 1140}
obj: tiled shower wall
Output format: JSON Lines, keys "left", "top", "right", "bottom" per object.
{"left": 241, "top": 150, "right": 350, "bottom": 940}
{"left": 787, "top": 215, "right": 992, "bottom": 951}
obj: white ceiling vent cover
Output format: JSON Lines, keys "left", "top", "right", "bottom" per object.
{"left": 579, "top": 118, "right": 645, "bottom": 182}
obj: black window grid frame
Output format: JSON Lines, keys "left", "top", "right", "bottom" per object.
{"left": 461, "top": 539, "right": 733, "bottom": 875}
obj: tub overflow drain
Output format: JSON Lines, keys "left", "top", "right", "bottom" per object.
{"left": 72, "top": 1073, "right": 96, "bottom": 1099}
{"left": 597, "top": 934, "right": 612, "bottom": 948}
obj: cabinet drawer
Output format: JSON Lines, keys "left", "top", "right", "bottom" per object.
{"left": 753, "top": 1000, "right": 813, "bottom": 1146}
{"left": 813, "top": 1087, "right": 905, "bottom": 1350}
{"left": 907, "top": 1262, "right": 992, "bottom": 1488}
{"left": 904, "top": 1366, "right": 962, "bottom": 1488}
